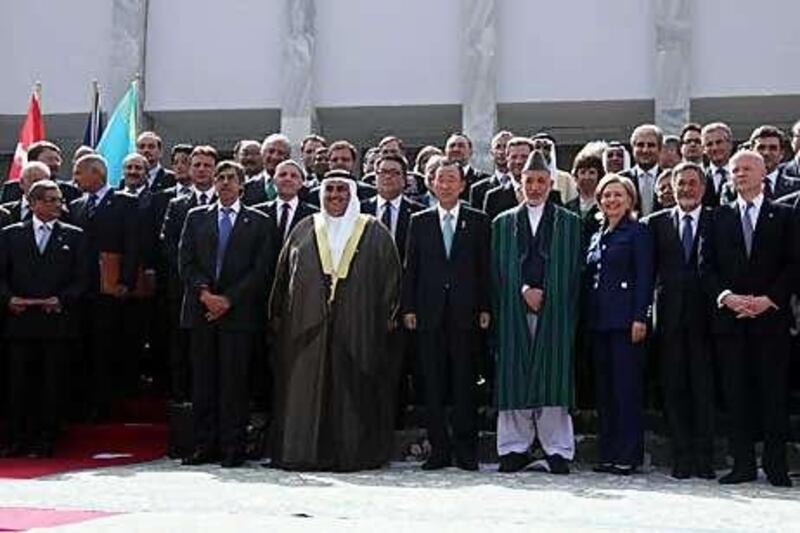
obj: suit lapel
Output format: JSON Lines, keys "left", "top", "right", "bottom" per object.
{"left": 449, "top": 206, "right": 467, "bottom": 260}
{"left": 750, "top": 200, "right": 774, "bottom": 259}
{"left": 429, "top": 210, "right": 448, "bottom": 261}
{"left": 396, "top": 198, "right": 410, "bottom": 245}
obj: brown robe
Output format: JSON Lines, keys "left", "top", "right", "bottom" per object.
{"left": 269, "top": 215, "right": 402, "bottom": 471}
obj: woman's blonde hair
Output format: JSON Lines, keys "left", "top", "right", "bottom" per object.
{"left": 595, "top": 173, "right": 638, "bottom": 221}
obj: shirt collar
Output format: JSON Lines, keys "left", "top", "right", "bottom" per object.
{"left": 217, "top": 199, "right": 241, "bottom": 214}
{"left": 277, "top": 196, "right": 298, "bottom": 210}
{"left": 736, "top": 193, "right": 764, "bottom": 212}
{"left": 91, "top": 184, "right": 111, "bottom": 203}
{"left": 525, "top": 201, "right": 545, "bottom": 216}
{"left": 677, "top": 204, "right": 702, "bottom": 223}
{"left": 148, "top": 164, "right": 162, "bottom": 185}
{"left": 379, "top": 195, "right": 402, "bottom": 210}
{"left": 437, "top": 202, "right": 460, "bottom": 223}
{"left": 494, "top": 169, "right": 507, "bottom": 183}
{"left": 21, "top": 196, "right": 29, "bottom": 210}
{"left": 193, "top": 186, "right": 213, "bottom": 202}
{"left": 766, "top": 169, "right": 778, "bottom": 185}
{"left": 32, "top": 215, "right": 54, "bottom": 232}
{"left": 709, "top": 162, "right": 729, "bottom": 176}
{"left": 635, "top": 165, "right": 657, "bottom": 178}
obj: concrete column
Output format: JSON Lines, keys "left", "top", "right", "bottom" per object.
{"left": 654, "top": 0, "right": 692, "bottom": 134}
{"left": 281, "top": 0, "right": 316, "bottom": 158}
{"left": 109, "top": 0, "right": 149, "bottom": 126}
{"left": 462, "top": 0, "right": 497, "bottom": 173}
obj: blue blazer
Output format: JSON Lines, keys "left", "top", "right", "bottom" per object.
{"left": 585, "top": 218, "right": 654, "bottom": 332}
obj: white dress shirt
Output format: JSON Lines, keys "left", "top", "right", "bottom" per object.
{"left": 716, "top": 193, "right": 764, "bottom": 306}
{"left": 32, "top": 215, "right": 54, "bottom": 252}
{"left": 708, "top": 162, "right": 730, "bottom": 193}
{"left": 634, "top": 165, "right": 657, "bottom": 215}
{"left": 378, "top": 195, "right": 402, "bottom": 237}
{"left": 147, "top": 164, "right": 162, "bottom": 188}
{"left": 676, "top": 204, "right": 702, "bottom": 241}
{"left": 521, "top": 203, "right": 545, "bottom": 294}
{"left": 276, "top": 196, "right": 298, "bottom": 237}
{"left": 193, "top": 187, "right": 214, "bottom": 206}
{"left": 216, "top": 199, "right": 241, "bottom": 226}
{"left": 437, "top": 202, "right": 460, "bottom": 233}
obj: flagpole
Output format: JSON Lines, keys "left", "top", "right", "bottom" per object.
{"left": 133, "top": 72, "right": 142, "bottom": 136}
{"left": 33, "top": 81, "right": 42, "bottom": 104}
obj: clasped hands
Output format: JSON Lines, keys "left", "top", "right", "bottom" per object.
{"left": 402, "top": 312, "right": 491, "bottom": 330}
{"left": 200, "top": 288, "right": 231, "bottom": 322}
{"left": 722, "top": 294, "right": 777, "bottom": 319}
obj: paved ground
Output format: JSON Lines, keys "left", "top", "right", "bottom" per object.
{"left": 1, "top": 460, "right": 799, "bottom": 532}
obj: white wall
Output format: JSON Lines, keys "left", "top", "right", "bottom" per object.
{"left": 497, "top": 0, "right": 656, "bottom": 102}
{"left": 0, "top": 0, "right": 112, "bottom": 114}
{"left": 145, "top": 0, "right": 284, "bottom": 110}
{"left": 692, "top": 0, "right": 800, "bottom": 98}
{"left": 0, "top": 0, "right": 798, "bottom": 116}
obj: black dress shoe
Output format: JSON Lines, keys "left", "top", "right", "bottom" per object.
{"left": 610, "top": 464, "right": 636, "bottom": 476}
{"left": 0, "top": 442, "right": 28, "bottom": 458}
{"left": 421, "top": 455, "right": 451, "bottom": 471}
{"left": 181, "top": 450, "right": 217, "bottom": 466}
{"left": 592, "top": 463, "right": 614, "bottom": 474}
{"left": 545, "top": 454, "right": 570, "bottom": 475}
{"left": 498, "top": 452, "right": 533, "bottom": 473}
{"left": 718, "top": 469, "right": 757, "bottom": 485}
{"left": 221, "top": 454, "right": 246, "bottom": 468}
{"left": 766, "top": 471, "right": 792, "bottom": 487}
{"left": 670, "top": 462, "right": 692, "bottom": 480}
{"left": 694, "top": 464, "right": 716, "bottom": 480}
{"left": 455, "top": 456, "right": 479, "bottom": 472}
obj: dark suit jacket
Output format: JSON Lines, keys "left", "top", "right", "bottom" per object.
{"left": 461, "top": 167, "right": 490, "bottom": 200}
{"left": 585, "top": 218, "right": 654, "bottom": 331}
{"left": 360, "top": 195, "right": 424, "bottom": 263}
{"left": 701, "top": 168, "right": 722, "bottom": 207}
{"left": 401, "top": 205, "right": 490, "bottom": 331}
{"left": 469, "top": 174, "right": 502, "bottom": 210}
{"left": 178, "top": 204, "right": 277, "bottom": 332}
{"left": 0, "top": 220, "right": 87, "bottom": 339}
{"left": 70, "top": 190, "right": 140, "bottom": 294}
{"left": 641, "top": 207, "right": 713, "bottom": 335}
{"left": 150, "top": 167, "right": 176, "bottom": 192}
{"left": 781, "top": 158, "right": 800, "bottom": 178}
{"left": 0, "top": 180, "right": 81, "bottom": 205}
{"left": 565, "top": 197, "right": 600, "bottom": 253}
{"left": 620, "top": 166, "right": 662, "bottom": 215}
{"left": 0, "top": 205, "right": 14, "bottom": 228}
{"left": 161, "top": 193, "right": 206, "bottom": 298}
{"left": 252, "top": 198, "right": 318, "bottom": 242}
{"left": 483, "top": 182, "right": 562, "bottom": 222}
{"left": 242, "top": 175, "right": 273, "bottom": 206}
{"left": 1, "top": 200, "right": 71, "bottom": 226}
{"left": 699, "top": 199, "right": 798, "bottom": 336}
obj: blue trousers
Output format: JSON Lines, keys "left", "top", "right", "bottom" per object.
{"left": 591, "top": 330, "right": 645, "bottom": 466}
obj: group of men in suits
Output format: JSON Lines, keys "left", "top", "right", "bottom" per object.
{"left": 2, "top": 117, "right": 800, "bottom": 484}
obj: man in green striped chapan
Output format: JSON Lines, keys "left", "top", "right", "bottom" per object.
{"left": 491, "top": 151, "right": 583, "bottom": 474}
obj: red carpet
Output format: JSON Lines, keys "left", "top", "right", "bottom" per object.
{"left": 0, "top": 423, "right": 167, "bottom": 480}
{"left": 0, "top": 507, "right": 116, "bottom": 531}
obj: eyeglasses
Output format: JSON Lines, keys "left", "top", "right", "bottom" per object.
{"left": 376, "top": 169, "right": 403, "bottom": 177}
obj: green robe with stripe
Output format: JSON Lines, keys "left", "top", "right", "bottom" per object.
{"left": 491, "top": 202, "right": 582, "bottom": 410}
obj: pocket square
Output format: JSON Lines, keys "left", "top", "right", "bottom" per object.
{"left": 61, "top": 245, "right": 70, "bottom": 251}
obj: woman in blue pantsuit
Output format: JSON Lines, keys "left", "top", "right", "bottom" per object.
{"left": 585, "top": 174, "right": 654, "bottom": 475}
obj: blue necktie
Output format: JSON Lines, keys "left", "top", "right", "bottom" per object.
{"left": 381, "top": 202, "right": 393, "bottom": 232}
{"left": 742, "top": 202, "right": 754, "bottom": 257}
{"left": 442, "top": 212, "right": 454, "bottom": 258}
{"left": 216, "top": 207, "right": 233, "bottom": 278}
{"left": 681, "top": 214, "right": 693, "bottom": 263}
{"left": 87, "top": 193, "right": 98, "bottom": 219}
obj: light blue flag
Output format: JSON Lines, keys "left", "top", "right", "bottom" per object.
{"left": 96, "top": 82, "right": 137, "bottom": 187}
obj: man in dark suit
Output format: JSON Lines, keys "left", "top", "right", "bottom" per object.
{"left": 701, "top": 122, "right": 734, "bottom": 206}
{"left": 253, "top": 160, "right": 317, "bottom": 245}
{"left": 179, "top": 160, "right": 277, "bottom": 468}
{"left": 306, "top": 141, "right": 376, "bottom": 206}
{"left": 70, "top": 154, "right": 140, "bottom": 420}
{"left": 137, "top": 131, "right": 176, "bottom": 192}
{"left": 1, "top": 141, "right": 81, "bottom": 205}
{"left": 361, "top": 155, "right": 423, "bottom": 263}
{"left": 0, "top": 180, "right": 86, "bottom": 457}
{"left": 402, "top": 158, "right": 491, "bottom": 471}
{"left": 445, "top": 133, "right": 490, "bottom": 201}
{"left": 699, "top": 150, "right": 797, "bottom": 487}
{"left": 642, "top": 162, "right": 715, "bottom": 479}
{"left": 679, "top": 123, "right": 704, "bottom": 165}
{"left": 619, "top": 124, "right": 662, "bottom": 216}
{"left": 233, "top": 139, "right": 265, "bottom": 181}
{"left": 484, "top": 137, "right": 561, "bottom": 221}
{"left": 750, "top": 125, "right": 800, "bottom": 199}
{"left": 161, "top": 146, "right": 219, "bottom": 402}
{"left": 241, "top": 134, "right": 291, "bottom": 206}
{"left": 469, "top": 130, "right": 513, "bottom": 209}
{"left": 2, "top": 161, "right": 71, "bottom": 225}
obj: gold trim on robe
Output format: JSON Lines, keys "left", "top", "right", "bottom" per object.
{"left": 313, "top": 213, "right": 369, "bottom": 303}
